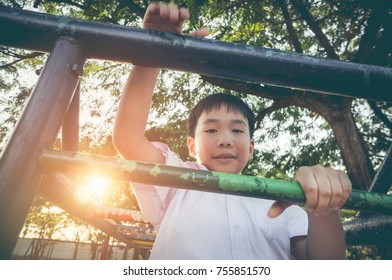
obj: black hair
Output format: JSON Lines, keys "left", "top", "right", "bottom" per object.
{"left": 187, "top": 93, "right": 255, "bottom": 138}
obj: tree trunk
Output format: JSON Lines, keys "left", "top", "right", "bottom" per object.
{"left": 297, "top": 94, "right": 375, "bottom": 190}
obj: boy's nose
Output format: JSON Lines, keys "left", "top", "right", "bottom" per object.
{"left": 217, "top": 137, "right": 233, "bottom": 147}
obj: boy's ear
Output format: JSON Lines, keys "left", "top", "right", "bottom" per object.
{"left": 187, "top": 137, "right": 196, "bottom": 157}
{"left": 248, "top": 139, "right": 255, "bottom": 160}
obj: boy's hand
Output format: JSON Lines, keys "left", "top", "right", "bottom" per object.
{"left": 268, "top": 165, "right": 352, "bottom": 218}
{"left": 294, "top": 165, "right": 352, "bottom": 216}
{"left": 143, "top": 2, "right": 209, "bottom": 37}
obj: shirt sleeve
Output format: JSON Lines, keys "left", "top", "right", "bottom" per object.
{"left": 286, "top": 205, "right": 308, "bottom": 238}
{"left": 131, "top": 142, "right": 187, "bottom": 231}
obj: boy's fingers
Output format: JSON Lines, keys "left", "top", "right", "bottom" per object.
{"left": 312, "top": 166, "right": 332, "bottom": 214}
{"left": 189, "top": 27, "right": 209, "bottom": 37}
{"left": 296, "top": 165, "right": 352, "bottom": 216}
{"left": 159, "top": 2, "right": 169, "bottom": 19}
{"left": 168, "top": 3, "right": 179, "bottom": 23}
{"left": 144, "top": 2, "right": 203, "bottom": 36}
{"left": 145, "top": 2, "right": 159, "bottom": 16}
{"left": 295, "top": 166, "right": 318, "bottom": 214}
{"left": 179, "top": 7, "right": 190, "bottom": 23}
{"left": 337, "top": 171, "right": 352, "bottom": 209}
{"left": 326, "top": 168, "right": 343, "bottom": 211}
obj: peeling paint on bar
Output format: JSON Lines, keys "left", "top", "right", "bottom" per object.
{"left": 39, "top": 150, "right": 392, "bottom": 216}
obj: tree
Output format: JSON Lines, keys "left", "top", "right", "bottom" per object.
{"left": 1, "top": 0, "right": 391, "bottom": 258}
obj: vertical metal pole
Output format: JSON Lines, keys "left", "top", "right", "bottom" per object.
{"left": 73, "top": 239, "right": 80, "bottom": 260}
{"left": 357, "top": 144, "right": 392, "bottom": 219}
{"left": 62, "top": 82, "right": 80, "bottom": 152}
{"left": 367, "top": 144, "right": 392, "bottom": 194}
{"left": 100, "top": 235, "right": 110, "bottom": 260}
{"left": 122, "top": 244, "right": 129, "bottom": 260}
{"left": 0, "top": 37, "right": 85, "bottom": 259}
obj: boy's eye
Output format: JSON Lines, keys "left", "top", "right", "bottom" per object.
{"left": 204, "top": 129, "right": 217, "bottom": 133}
{"left": 232, "top": 129, "right": 244, "bottom": 133}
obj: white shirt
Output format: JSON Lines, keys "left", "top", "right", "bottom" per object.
{"left": 132, "top": 142, "right": 308, "bottom": 259}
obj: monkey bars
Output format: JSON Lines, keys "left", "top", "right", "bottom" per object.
{"left": 0, "top": 5, "right": 391, "bottom": 259}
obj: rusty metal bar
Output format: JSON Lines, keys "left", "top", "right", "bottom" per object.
{"left": 0, "top": 37, "right": 85, "bottom": 259}
{"left": 1, "top": 5, "right": 391, "bottom": 102}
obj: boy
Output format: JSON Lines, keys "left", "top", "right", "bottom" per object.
{"left": 113, "top": 2, "right": 352, "bottom": 259}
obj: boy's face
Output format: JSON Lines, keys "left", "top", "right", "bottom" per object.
{"left": 187, "top": 104, "right": 254, "bottom": 174}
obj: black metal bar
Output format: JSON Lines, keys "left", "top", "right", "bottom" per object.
{"left": 343, "top": 215, "right": 392, "bottom": 246}
{"left": 367, "top": 144, "right": 392, "bottom": 195}
{"left": 0, "top": 37, "right": 85, "bottom": 259}
{"left": 0, "top": 6, "right": 391, "bottom": 102}
{"left": 356, "top": 144, "right": 392, "bottom": 219}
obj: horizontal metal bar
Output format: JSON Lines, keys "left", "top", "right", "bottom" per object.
{"left": 343, "top": 215, "right": 392, "bottom": 246}
{"left": 39, "top": 150, "right": 392, "bottom": 216}
{"left": 1, "top": 6, "right": 391, "bottom": 102}
{"left": 96, "top": 206, "right": 150, "bottom": 224}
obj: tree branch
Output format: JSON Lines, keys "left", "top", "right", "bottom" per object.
{"left": 367, "top": 101, "right": 392, "bottom": 132}
{"left": 290, "top": 0, "right": 339, "bottom": 59}
{"left": 42, "top": 0, "right": 85, "bottom": 10}
{"left": 41, "top": 0, "right": 118, "bottom": 24}
{"left": 366, "top": 7, "right": 392, "bottom": 66}
{"left": 277, "top": 0, "right": 303, "bottom": 53}
{"left": 201, "top": 75, "right": 341, "bottom": 117}
{"left": 209, "top": 0, "right": 247, "bottom": 23}
{"left": 354, "top": 3, "right": 386, "bottom": 63}
{"left": 117, "top": 0, "right": 145, "bottom": 19}
{"left": 201, "top": 75, "right": 300, "bottom": 101}
{"left": 254, "top": 100, "right": 291, "bottom": 130}
{"left": 0, "top": 50, "right": 44, "bottom": 69}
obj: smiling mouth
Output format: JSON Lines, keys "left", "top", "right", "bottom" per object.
{"left": 212, "top": 154, "right": 236, "bottom": 159}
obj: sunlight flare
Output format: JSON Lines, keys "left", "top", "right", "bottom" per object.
{"left": 86, "top": 177, "right": 108, "bottom": 197}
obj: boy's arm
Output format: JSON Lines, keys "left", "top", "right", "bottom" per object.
{"left": 292, "top": 166, "right": 351, "bottom": 259}
{"left": 291, "top": 211, "right": 346, "bottom": 260}
{"left": 268, "top": 165, "right": 352, "bottom": 259}
{"left": 113, "top": 3, "right": 207, "bottom": 163}
{"left": 113, "top": 66, "right": 163, "bottom": 163}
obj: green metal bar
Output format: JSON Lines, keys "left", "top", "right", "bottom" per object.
{"left": 39, "top": 150, "right": 392, "bottom": 216}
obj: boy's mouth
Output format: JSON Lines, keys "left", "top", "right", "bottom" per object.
{"left": 212, "top": 153, "right": 236, "bottom": 159}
